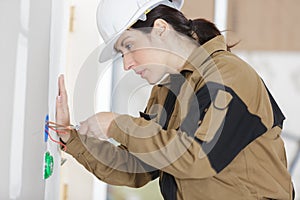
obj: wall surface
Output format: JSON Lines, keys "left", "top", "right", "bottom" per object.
{"left": 227, "top": 0, "right": 300, "bottom": 51}
{"left": 182, "top": 0, "right": 300, "bottom": 51}
{"left": 181, "top": 0, "right": 214, "bottom": 21}
{"left": 0, "top": 0, "right": 52, "bottom": 199}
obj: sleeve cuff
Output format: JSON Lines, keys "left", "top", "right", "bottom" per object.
{"left": 62, "top": 129, "right": 89, "bottom": 155}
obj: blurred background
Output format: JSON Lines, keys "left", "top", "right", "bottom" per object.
{"left": 1, "top": 0, "right": 299, "bottom": 199}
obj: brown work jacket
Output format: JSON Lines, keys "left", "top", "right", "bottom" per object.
{"left": 64, "top": 35, "right": 293, "bottom": 200}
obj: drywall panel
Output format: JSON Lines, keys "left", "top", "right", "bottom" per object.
{"left": 0, "top": 0, "right": 54, "bottom": 199}
{"left": 0, "top": 0, "right": 19, "bottom": 197}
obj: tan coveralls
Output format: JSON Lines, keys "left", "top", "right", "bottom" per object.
{"left": 64, "top": 35, "right": 294, "bottom": 200}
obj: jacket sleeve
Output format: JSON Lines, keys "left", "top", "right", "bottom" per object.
{"left": 108, "top": 82, "right": 272, "bottom": 179}
{"left": 64, "top": 129, "right": 156, "bottom": 187}
{"left": 108, "top": 114, "right": 216, "bottom": 179}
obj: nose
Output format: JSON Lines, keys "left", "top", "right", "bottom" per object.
{"left": 123, "top": 53, "right": 135, "bottom": 71}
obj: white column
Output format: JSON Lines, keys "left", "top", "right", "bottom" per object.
{"left": 9, "top": 0, "right": 30, "bottom": 197}
{"left": 214, "top": 0, "right": 228, "bottom": 38}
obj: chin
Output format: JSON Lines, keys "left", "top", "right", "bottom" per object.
{"left": 146, "top": 79, "right": 157, "bottom": 85}
{"left": 144, "top": 72, "right": 166, "bottom": 85}
{"left": 144, "top": 76, "right": 158, "bottom": 85}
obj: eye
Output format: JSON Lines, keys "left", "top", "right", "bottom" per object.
{"left": 125, "top": 43, "right": 133, "bottom": 51}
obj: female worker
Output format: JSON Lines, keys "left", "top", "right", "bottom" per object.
{"left": 56, "top": 0, "right": 294, "bottom": 199}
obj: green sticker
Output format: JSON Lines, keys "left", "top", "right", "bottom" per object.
{"left": 44, "top": 151, "right": 54, "bottom": 179}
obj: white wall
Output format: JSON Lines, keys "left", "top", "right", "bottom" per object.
{"left": 0, "top": 0, "right": 52, "bottom": 199}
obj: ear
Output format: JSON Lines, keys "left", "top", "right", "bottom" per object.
{"left": 152, "top": 19, "right": 170, "bottom": 37}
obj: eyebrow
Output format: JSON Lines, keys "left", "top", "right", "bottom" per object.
{"left": 114, "top": 36, "right": 131, "bottom": 52}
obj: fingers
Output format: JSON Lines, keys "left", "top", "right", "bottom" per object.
{"left": 55, "top": 75, "right": 71, "bottom": 142}
{"left": 78, "top": 112, "right": 108, "bottom": 140}
{"left": 57, "top": 74, "right": 69, "bottom": 111}
{"left": 56, "top": 74, "right": 70, "bottom": 127}
{"left": 78, "top": 118, "right": 98, "bottom": 137}
{"left": 58, "top": 74, "right": 68, "bottom": 102}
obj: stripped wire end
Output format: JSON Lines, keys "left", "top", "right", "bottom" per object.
{"left": 44, "top": 128, "right": 67, "bottom": 151}
{"left": 44, "top": 121, "right": 78, "bottom": 151}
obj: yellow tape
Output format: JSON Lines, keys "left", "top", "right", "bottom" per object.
{"left": 144, "top": 8, "right": 151, "bottom": 15}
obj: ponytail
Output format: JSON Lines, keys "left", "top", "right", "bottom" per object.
{"left": 188, "top": 19, "right": 221, "bottom": 45}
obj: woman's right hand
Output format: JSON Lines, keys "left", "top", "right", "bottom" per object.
{"left": 55, "top": 75, "right": 71, "bottom": 143}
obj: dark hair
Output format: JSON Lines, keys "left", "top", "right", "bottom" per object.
{"left": 132, "top": 5, "right": 236, "bottom": 50}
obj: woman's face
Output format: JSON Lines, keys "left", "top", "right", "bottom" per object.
{"left": 114, "top": 28, "right": 175, "bottom": 84}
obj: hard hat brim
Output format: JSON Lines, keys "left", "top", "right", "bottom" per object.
{"left": 99, "top": 33, "right": 120, "bottom": 62}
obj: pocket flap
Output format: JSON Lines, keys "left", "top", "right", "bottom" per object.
{"left": 213, "top": 90, "right": 233, "bottom": 110}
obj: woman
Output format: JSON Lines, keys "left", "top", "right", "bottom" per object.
{"left": 56, "top": 0, "right": 294, "bottom": 199}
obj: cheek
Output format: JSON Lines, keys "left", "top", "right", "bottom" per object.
{"left": 133, "top": 49, "right": 165, "bottom": 65}
{"left": 132, "top": 50, "right": 149, "bottom": 64}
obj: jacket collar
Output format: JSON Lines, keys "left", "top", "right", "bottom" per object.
{"left": 158, "top": 35, "right": 227, "bottom": 86}
{"left": 181, "top": 35, "right": 227, "bottom": 72}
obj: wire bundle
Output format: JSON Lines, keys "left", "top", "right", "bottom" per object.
{"left": 44, "top": 121, "right": 75, "bottom": 151}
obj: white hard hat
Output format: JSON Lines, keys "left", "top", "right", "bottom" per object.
{"left": 97, "top": 0, "right": 184, "bottom": 62}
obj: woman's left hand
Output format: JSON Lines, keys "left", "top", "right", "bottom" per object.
{"left": 78, "top": 112, "right": 119, "bottom": 140}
